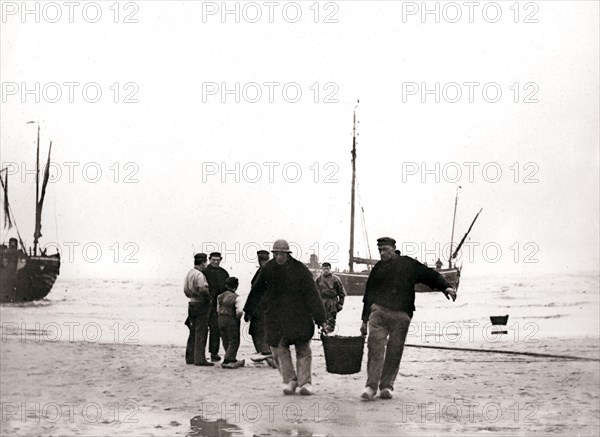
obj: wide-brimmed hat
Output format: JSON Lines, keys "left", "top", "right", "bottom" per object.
{"left": 271, "top": 239, "right": 292, "bottom": 253}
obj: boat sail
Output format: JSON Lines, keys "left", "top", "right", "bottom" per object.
{"left": 309, "top": 107, "right": 479, "bottom": 296}
{"left": 0, "top": 123, "right": 61, "bottom": 302}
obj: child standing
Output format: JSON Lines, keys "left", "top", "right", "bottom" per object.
{"left": 217, "top": 277, "right": 245, "bottom": 369}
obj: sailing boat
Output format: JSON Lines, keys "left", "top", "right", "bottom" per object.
{"left": 309, "top": 107, "right": 480, "bottom": 296}
{"left": 0, "top": 123, "right": 61, "bottom": 302}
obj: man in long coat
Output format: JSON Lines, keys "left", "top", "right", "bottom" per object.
{"left": 246, "top": 250, "right": 273, "bottom": 363}
{"left": 244, "top": 239, "right": 327, "bottom": 396}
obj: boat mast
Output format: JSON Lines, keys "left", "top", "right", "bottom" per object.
{"left": 448, "top": 185, "right": 461, "bottom": 269}
{"left": 349, "top": 103, "right": 358, "bottom": 273}
{"left": 0, "top": 169, "right": 27, "bottom": 253}
{"left": 451, "top": 208, "right": 483, "bottom": 262}
{"left": 33, "top": 123, "right": 40, "bottom": 256}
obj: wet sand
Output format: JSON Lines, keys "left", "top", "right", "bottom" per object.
{"left": 1, "top": 335, "right": 599, "bottom": 436}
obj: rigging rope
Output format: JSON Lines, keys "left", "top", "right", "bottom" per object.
{"left": 404, "top": 343, "right": 600, "bottom": 362}
{"left": 53, "top": 191, "right": 59, "bottom": 245}
{"left": 355, "top": 178, "right": 373, "bottom": 261}
{"left": 1, "top": 189, "right": 27, "bottom": 252}
{"left": 315, "top": 335, "right": 598, "bottom": 362}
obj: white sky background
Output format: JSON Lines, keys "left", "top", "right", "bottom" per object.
{"left": 0, "top": 0, "right": 598, "bottom": 282}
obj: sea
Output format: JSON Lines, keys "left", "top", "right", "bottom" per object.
{"left": 1, "top": 271, "right": 599, "bottom": 359}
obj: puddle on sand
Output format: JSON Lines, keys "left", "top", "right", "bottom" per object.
{"left": 188, "top": 416, "right": 331, "bottom": 437}
{"left": 277, "top": 429, "right": 326, "bottom": 436}
{"left": 188, "top": 416, "right": 245, "bottom": 437}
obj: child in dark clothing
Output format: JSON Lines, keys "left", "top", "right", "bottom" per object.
{"left": 217, "top": 277, "right": 245, "bottom": 369}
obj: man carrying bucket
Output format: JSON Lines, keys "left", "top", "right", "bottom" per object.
{"left": 244, "top": 239, "right": 327, "bottom": 396}
{"left": 360, "top": 237, "right": 457, "bottom": 400}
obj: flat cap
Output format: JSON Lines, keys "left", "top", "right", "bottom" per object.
{"left": 376, "top": 237, "right": 397, "bottom": 247}
{"left": 194, "top": 253, "right": 208, "bottom": 263}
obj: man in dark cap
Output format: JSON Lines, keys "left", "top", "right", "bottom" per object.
{"left": 184, "top": 253, "right": 213, "bottom": 366}
{"left": 360, "top": 237, "right": 457, "bottom": 401}
{"left": 203, "top": 252, "right": 230, "bottom": 362}
{"left": 244, "top": 239, "right": 327, "bottom": 396}
{"left": 245, "top": 250, "right": 275, "bottom": 365}
{"left": 315, "top": 262, "right": 346, "bottom": 332}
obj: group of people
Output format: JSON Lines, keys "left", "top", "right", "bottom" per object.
{"left": 184, "top": 251, "right": 253, "bottom": 369}
{"left": 183, "top": 246, "right": 346, "bottom": 371}
{"left": 183, "top": 237, "right": 456, "bottom": 400}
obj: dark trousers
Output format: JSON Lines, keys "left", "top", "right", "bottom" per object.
{"left": 322, "top": 297, "right": 340, "bottom": 332}
{"left": 249, "top": 310, "right": 270, "bottom": 354}
{"left": 185, "top": 302, "right": 210, "bottom": 364}
{"left": 218, "top": 315, "right": 240, "bottom": 363}
{"left": 208, "top": 307, "right": 221, "bottom": 355}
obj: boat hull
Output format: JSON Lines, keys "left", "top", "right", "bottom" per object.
{"left": 0, "top": 254, "right": 60, "bottom": 302}
{"left": 311, "top": 266, "right": 461, "bottom": 296}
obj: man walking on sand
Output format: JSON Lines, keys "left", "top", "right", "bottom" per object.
{"left": 244, "top": 239, "right": 327, "bottom": 395}
{"left": 360, "top": 237, "right": 457, "bottom": 400}
{"left": 315, "top": 262, "right": 346, "bottom": 333}
{"left": 184, "top": 253, "right": 214, "bottom": 366}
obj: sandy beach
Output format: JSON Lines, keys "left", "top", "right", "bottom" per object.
{"left": 1, "top": 332, "right": 598, "bottom": 436}
{"left": 2, "top": 273, "right": 599, "bottom": 436}
{"left": 2, "top": 0, "right": 599, "bottom": 435}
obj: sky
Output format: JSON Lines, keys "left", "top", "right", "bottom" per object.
{"left": 1, "top": 0, "right": 598, "bottom": 282}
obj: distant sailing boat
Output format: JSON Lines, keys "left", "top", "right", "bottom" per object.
{"left": 309, "top": 107, "right": 481, "bottom": 296}
{"left": 0, "top": 123, "right": 61, "bottom": 302}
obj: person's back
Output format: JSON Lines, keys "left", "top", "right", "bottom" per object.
{"left": 217, "top": 290, "right": 240, "bottom": 318}
{"left": 217, "top": 277, "right": 244, "bottom": 369}
{"left": 184, "top": 267, "right": 210, "bottom": 304}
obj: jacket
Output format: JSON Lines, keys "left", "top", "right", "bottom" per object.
{"left": 361, "top": 255, "right": 451, "bottom": 321}
{"left": 244, "top": 256, "right": 326, "bottom": 346}
{"left": 202, "top": 265, "right": 229, "bottom": 306}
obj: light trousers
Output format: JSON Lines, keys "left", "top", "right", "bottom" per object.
{"left": 366, "top": 304, "right": 412, "bottom": 391}
{"left": 271, "top": 339, "right": 312, "bottom": 387}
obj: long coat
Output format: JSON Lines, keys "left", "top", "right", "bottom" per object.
{"left": 244, "top": 256, "right": 326, "bottom": 346}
